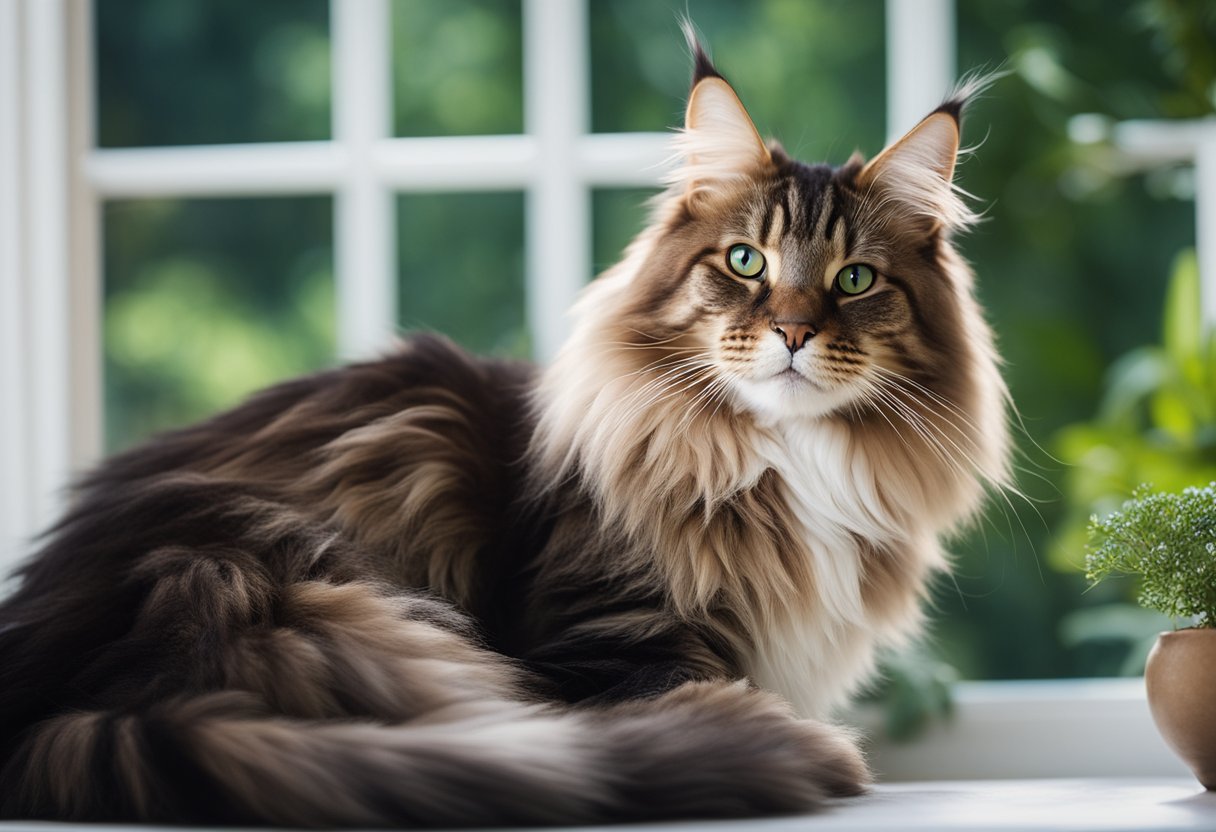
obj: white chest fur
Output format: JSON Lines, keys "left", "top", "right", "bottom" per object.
{"left": 742, "top": 421, "right": 912, "bottom": 719}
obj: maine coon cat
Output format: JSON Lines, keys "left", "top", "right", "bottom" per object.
{"left": 0, "top": 35, "right": 1009, "bottom": 826}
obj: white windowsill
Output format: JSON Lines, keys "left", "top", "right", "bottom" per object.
{"left": 852, "top": 678, "right": 1190, "bottom": 781}
{"left": 1, "top": 779, "right": 1210, "bottom": 831}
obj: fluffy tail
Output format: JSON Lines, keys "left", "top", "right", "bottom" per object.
{"left": 2, "top": 681, "right": 868, "bottom": 826}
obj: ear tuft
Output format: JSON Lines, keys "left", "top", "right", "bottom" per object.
{"left": 932, "top": 97, "right": 964, "bottom": 124}
{"left": 858, "top": 111, "right": 975, "bottom": 231}
{"left": 667, "top": 25, "right": 771, "bottom": 202}
{"left": 680, "top": 17, "right": 722, "bottom": 88}
{"left": 856, "top": 70, "right": 1002, "bottom": 232}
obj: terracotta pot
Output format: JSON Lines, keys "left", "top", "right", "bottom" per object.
{"left": 1145, "top": 628, "right": 1216, "bottom": 789}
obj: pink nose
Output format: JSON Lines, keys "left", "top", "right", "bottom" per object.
{"left": 772, "top": 321, "right": 816, "bottom": 353}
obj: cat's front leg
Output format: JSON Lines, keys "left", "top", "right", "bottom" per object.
{"left": 522, "top": 612, "right": 742, "bottom": 704}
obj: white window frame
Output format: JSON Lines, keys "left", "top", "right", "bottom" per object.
{"left": 0, "top": 0, "right": 1186, "bottom": 781}
{"left": 1110, "top": 118, "right": 1216, "bottom": 326}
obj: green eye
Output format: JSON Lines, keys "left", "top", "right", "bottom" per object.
{"left": 727, "top": 244, "right": 765, "bottom": 279}
{"left": 835, "top": 264, "right": 876, "bottom": 295}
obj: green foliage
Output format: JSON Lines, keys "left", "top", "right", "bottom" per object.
{"left": 397, "top": 193, "right": 529, "bottom": 357}
{"left": 590, "top": 0, "right": 886, "bottom": 160}
{"left": 1054, "top": 250, "right": 1216, "bottom": 571}
{"left": 921, "top": 0, "right": 1203, "bottom": 681}
{"left": 103, "top": 198, "right": 335, "bottom": 451}
{"left": 97, "top": 0, "right": 331, "bottom": 147}
{"left": 392, "top": 0, "right": 523, "bottom": 137}
{"left": 1086, "top": 484, "right": 1216, "bottom": 626}
{"left": 1135, "top": 0, "right": 1216, "bottom": 117}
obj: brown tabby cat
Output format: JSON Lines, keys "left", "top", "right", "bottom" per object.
{"left": 0, "top": 34, "right": 1009, "bottom": 826}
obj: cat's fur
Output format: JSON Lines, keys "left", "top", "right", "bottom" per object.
{"left": 0, "top": 36, "right": 1009, "bottom": 826}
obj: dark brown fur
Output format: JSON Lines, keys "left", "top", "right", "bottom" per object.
{"left": 0, "top": 334, "right": 866, "bottom": 825}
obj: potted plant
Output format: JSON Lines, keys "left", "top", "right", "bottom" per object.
{"left": 1086, "top": 483, "right": 1216, "bottom": 787}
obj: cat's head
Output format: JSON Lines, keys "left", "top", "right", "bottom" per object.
{"left": 590, "top": 37, "right": 991, "bottom": 427}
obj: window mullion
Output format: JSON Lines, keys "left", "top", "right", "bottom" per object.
{"left": 87, "top": 142, "right": 347, "bottom": 198}
{"left": 524, "top": 0, "right": 589, "bottom": 362}
{"left": 1108, "top": 119, "right": 1216, "bottom": 331}
{"left": 1196, "top": 135, "right": 1216, "bottom": 331}
{"left": 68, "top": 0, "right": 102, "bottom": 475}
{"left": 0, "top": 0, "right": 31, "bottom": 583}
{"left": 20, "top": 0, "right": 73, "bottom": 553}
{"left": 577, "top": 132, "right": 672, "bottom": 187}
{"left": 885, "top": 0, "right": 955, "bottom": 142}
{"left": 331, "top": 0, "right": 396, "bottom": 360}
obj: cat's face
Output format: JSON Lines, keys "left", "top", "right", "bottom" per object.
{"left": 616, "top": 72, "right": 978, "bottom": 424}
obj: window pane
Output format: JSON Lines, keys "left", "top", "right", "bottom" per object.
{"left": 96, "top": 0, "right": 331, "bottom": 147}
{"left": 104, "top": 198, "right": 335, "bottom": 451}
{"left": 592, "top": 188, "right": 660, "bottom": 277}
{"left": 926, "top": 1, "right": 1200, "bottom": 681}
{"left": 590, "top": 0, "right": 886, "bottom": 160}
{"left": 397, "top": 193, "right": 527, "bottom": 356}
{"left": 392, "top": 0, "right": 523, "bottom": 137}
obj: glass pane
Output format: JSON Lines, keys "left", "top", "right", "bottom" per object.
{"left": 392, "top": 0, "right": 523, "bottom": 137}
{"left": 924, "top": 1, "right": 1201, "bottom": 681}
{"left": 592, "top": 188, "right": 661, "bottom": 278}
{"left": 96, "top": 0, "right": 331, "bottom": 147}
{"left": 104, "top": 198, "right": 335, "bottom": 451}
{"left": 590, "top": 0, "right": 886, "bottom": 160}
{"left": 397, "top": 193, "right": 527, "bottom": 356}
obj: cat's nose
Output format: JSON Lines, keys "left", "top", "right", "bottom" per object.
{"left": 771, "top": 321, "right": 817, "bottom": 353}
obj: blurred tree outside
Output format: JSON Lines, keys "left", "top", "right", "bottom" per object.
{"left": 96, "top": 0, "right": 1215, "bottom": 681}
{"left": 397, "top": 192, "right": 529, "bottom": 357}
{"left": 1053, "top": 250, "right": 1216, "bottom": 673}
{"left": 103, "top": 198, "right": 335, "bottom": 451}
{"left": 942, "top": 0, "right": 1213, "bottom": 680}
{"left": 392, "top": 0, "right": 523, "bottom": 137}
{"left": 97, "top": 0, "right": 331, "bottom": 147}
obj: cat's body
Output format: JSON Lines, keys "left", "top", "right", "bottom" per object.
{"left": 0, "top": 37, "right": 1008, "bottom": 826}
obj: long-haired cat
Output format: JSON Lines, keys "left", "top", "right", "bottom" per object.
{"left": 0, "top": 33, "right": 1008, "bottom": 826}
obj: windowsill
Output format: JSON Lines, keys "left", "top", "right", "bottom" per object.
{"left": 813, "top": 778, "right": 1212, "bottom": 831}
{"left": 1, "top": 779, "right": 1210, "bottom": 831}
{"left": 851, "top": 678, "right": 1190, "bottom": 781}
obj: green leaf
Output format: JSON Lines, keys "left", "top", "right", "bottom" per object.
{"left": 1085, "top": 483, "right": 1216, "bottom": 625}
{"left": 1163, "top": 248, "right": 1201, "bottom": 366}
{"left": 1150, "top": 388, "right": 1197, "bottom": 441}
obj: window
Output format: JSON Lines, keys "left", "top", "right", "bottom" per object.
{"left": 2, "top": 0, "right": 1207, "bottom": 779}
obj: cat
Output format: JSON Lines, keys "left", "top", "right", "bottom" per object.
{"left": 0, "top": 31, "right": 1009, "bottom": 827}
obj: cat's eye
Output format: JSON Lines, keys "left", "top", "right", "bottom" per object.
{"left": 835, "top": 264, "right": 875, "bottom": 295}
{"left": 727, "top": 244, "right": 765, "bottom": 279}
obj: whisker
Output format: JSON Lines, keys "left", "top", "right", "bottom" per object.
{"left": 867, "top": 374, "right": 1047, "bottom": 571}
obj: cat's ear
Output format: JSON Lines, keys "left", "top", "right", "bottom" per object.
{"left": 669, "top": 29, "right": 772, "bottom": 203}
{"left": 857, "top": 102, "right": 976, "bottom": 231}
